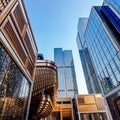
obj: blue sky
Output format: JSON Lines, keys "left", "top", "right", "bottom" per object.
{"left": 24, "top": 0, "right": 103, "bottom": 94}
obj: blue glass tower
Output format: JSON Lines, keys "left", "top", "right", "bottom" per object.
{"left": 104, "top": 0, "right": 120, "bottom": 14}
{"left": 78, "top": 0, "right": 120, "bottom": 119}
{"left": 77, "top": 18, "right": 101, "bottom": 94}
{"left": 54, "top": 48, "right": 78, "bottom": 98}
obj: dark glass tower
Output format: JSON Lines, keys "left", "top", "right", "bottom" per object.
{"left": 77, "top": 0, "right": 120, "bottom": 119}
{"left": 104, "top": 0, "right": 120, "bottom": 14}
{"left": 54, "top": 48, "right": 78, "bottom": 98}
{"left": 37, "top": 53, "right": 44, "bottom": 60}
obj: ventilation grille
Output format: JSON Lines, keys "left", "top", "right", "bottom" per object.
{"left": 0, "top": 0, "right": 11, "bottom": 13}
{"left": 15, "top": 98, "right": 24, "bottom": 107}
{"left": 78, "top": 98, "right": 85, "bottom": 104}
{"left": 24, "top": 32, "right": 35, "bottom": 63}
{"left": 14, "top": 4, "right": 26, "bottom": 32}
{"left": 4, "top": 21, "right": 27, "bottom": 64}
{"left": 27, "top": 59, "right": 34, "bottom": 76}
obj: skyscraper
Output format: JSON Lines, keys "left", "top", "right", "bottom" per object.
{"left": 0, "top": 0, "right": 38, "bottom": 119}
{"left": 104, "top": 0, "right": 120, "bottom": 15}
{"left": 54, "top": 48, "right": 78, "bottom": 98}
{"left": 76, "top": 18, "right": 101, "bottom": 94}
{"left": 77, "top": 0, "right": 120, "bottom": 119}
{"left": 37, "top": 53, "right": 44, "bottom": 60}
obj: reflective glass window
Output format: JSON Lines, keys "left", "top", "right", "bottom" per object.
{"left": 0, "top": 43, "right": 30, "bottom": 119}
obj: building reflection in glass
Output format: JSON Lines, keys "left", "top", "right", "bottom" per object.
{"left": 101, "top": 77, "right": 114, "bottom": 93}
{"left": 54, "top": 48, "right": 78, "bottom": 98}
{"left": 0, "top": 43, "right": 30, "bottom": 119}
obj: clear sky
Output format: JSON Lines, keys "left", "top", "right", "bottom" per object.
{"left": 24, "top": 0, "right": 103, "bottom": 94}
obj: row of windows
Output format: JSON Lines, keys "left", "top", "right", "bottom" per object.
{"left": 57, "top": 90, "right": 76, "bottom": 98}
{"left": 56, "top": 101, "right": 71, "bottom": 104}
{"left": 54, "top": 49, "right": 74, "bottom": 67}
{"left": 57, "top": 67, "right": 78, "bottom": 97}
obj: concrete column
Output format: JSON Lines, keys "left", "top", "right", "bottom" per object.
{"left": 78, "top": 113, "right": 81, "bottom": 120}
{"left": 91, "top": 113, "right": 95, "bottom": 120}
{"left": 25, "top": 81, "right": 34, "bottom": 120}
{"left": 104, "top": 97, "right": 113, "bottom": 120}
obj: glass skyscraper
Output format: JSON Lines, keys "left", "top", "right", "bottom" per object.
{"left": 77, "top": 18, "right": 101, "bottom": 94}
{"left": 104, "top": 0, "right": 120, "bottom": 14}
{"left": 54, "top": 48, "right": 78, "bottom": 98}
{"left": 77, "top": 0, "right": 120, "bottom": 119}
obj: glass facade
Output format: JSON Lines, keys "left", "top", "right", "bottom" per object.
{"left": 82, "top": 2, "right": 120, "bottom": 119}
{"left": 84, "top": 6, "right": 120, "bottom": 94}
{"left": 78, "top": 50, "right": 92, "bottom": 93}
{"left": 54, "top": 48, "right": 78, "bottom": 98}
{"left": 0, "top": 43, "right": 30, "bottom": 119}
{"left": 104, "top": 0, "right": 120, "bottom": 14}
{"left": 77, "top": 18, "right": 101, "bottom": 94}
